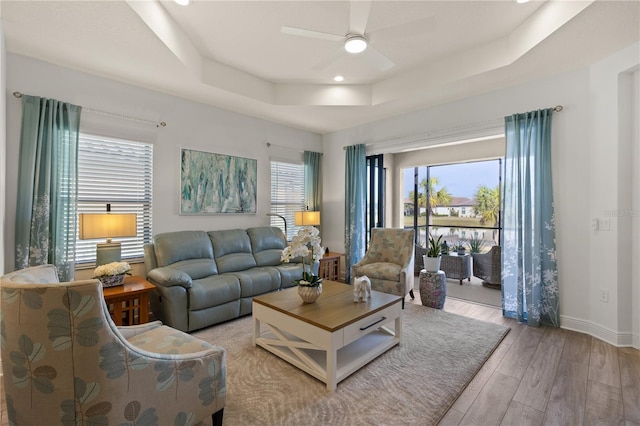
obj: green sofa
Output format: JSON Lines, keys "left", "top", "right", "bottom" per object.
{"left": 144, "top": 226, "right": 308, "bottom": 332}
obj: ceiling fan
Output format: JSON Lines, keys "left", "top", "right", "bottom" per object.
{"left": 281, "top": 0, "right": 395, "bottom": 72}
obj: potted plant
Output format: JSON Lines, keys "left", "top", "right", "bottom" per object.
{"left": 93, "top": 261, "right": 132, "bottom": 287}
{"left": 281, "top": 226, "right": 324, "bottom": 303}
{"left": 424, "top": 234, "right": 443, "bottom": 272}
{"left": 455, "top": 239, "right": 467, "bottom": 255}
{"left": 468, "top": 236, "right": 485, "bottom": 254}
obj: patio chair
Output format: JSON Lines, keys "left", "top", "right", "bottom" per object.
{"left": 0, "top": 264, "right": 226, "bottom": 425}
{"left": 471, "top": 245, "right": 502, "bottom": 289}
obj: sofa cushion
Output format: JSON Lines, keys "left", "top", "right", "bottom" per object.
{"left": 353, "top": 262, "right": 401, "bottom": 281}
{"left": 154, "top": 231, "right": 214, "bottom": 267}
{"left": 230, "top": 267, "right": 281, "bottom": 297}
{"left": 209, "top": 229, "right": 257, "bottom": 273}
{"left": 189, "top": 274, "right": 241, "bottom": 310}
{"left": 247, "top": 226, "right": 287, "bottom": 266}
{"left": 273, "top": 263, "right": 304, "bottom": 289}
{"left": 163, "top": 259, "right": 218, "bottom": 281}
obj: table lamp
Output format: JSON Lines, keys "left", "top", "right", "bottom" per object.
{"left": 294, "top": 210, "right": 320, "bottom": 226}
{"left": 79, "top": 204, "right": 137, "bottom": 266}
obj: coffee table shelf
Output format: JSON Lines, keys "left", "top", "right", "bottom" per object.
{"left": 252, "top": 281, "right": 402, "bottom": 391}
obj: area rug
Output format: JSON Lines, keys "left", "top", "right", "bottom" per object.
{"left": 193, "top": 303, "right": 510, "bottom": 426}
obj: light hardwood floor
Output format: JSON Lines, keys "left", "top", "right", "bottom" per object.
{"left": 1, "top": 295, "right": 639, "bottom": 425}
{"left": 407, "top": 295, "right": 640, "bottom": 426}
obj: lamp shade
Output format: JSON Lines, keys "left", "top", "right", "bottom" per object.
{"left": 294, "top": 211, "right": 320, "bottom": 226}
{"left": 79, "top": 213, "right": 137, "bottom": 240}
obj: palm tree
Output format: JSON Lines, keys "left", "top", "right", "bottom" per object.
{"left": 473, "top": 185, "right": 500, "bottom": 227}
{"left": 407, "top": 190, "right": 427, "bottom": 212}
{"left": 420, "top": 177, "right": 452, "bottom": 213}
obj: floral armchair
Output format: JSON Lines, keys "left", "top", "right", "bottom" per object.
{"left": 0, "top": 264, "right": 226, "bottom": 425}
{"left": 351, "top": 228, "right": 415, "bottom": 307}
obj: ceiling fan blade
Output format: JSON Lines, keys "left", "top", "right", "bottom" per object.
{"left": 281, "top": 26, "right": 344, "bottom": 42}
{"left": 364, "top": 45, "right": 395, "bottom": 71}
{"left": 349, "top": 0, "right": 372, "bottom": 35}
{"left": 311, "top": 47, "right": 345, "bottom": 70}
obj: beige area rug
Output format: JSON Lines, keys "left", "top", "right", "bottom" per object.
{"left": 193, "top": 303, "right": 510, "bottom": 426}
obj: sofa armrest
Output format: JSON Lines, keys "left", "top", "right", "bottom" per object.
{"left": 147, "top": 267, "right": 193, "bottom": 288}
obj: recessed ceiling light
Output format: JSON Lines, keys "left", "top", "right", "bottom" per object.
{"left": 175, "top": 0, "right": 190, "bottom": 5}
{"left": 334, "top": 75, "right": 344, "bottom": 82}
{"left": 344, "top": 35, "right": 367, "bottom": 54}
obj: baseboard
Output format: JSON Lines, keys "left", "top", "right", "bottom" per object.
{"left": 560, "top": 314, "right": 637, "bottom": 348}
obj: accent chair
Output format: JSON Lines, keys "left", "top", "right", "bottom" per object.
{"left": 0, "top": 264, "right": 226, "bottom": 425}
{"left": 351, "top": 228, "right": 415, "bottom": 307}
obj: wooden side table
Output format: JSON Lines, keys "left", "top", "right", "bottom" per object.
{"left": 319, "top": 252, "right": 344, "bottom": 282}
{"left": 102, "top": 275, "right": 156, "bottom": 326}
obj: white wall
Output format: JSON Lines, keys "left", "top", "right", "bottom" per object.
{"left": 322, "top": 42, "right": 640, "bottom": 347}
{"left": 587, "top": 43, "right": 640, "bottom": 346}
{"left": 0, "top": 21, "right": 5, "bottom": 276}
{"left": 4, "top": 54, "right": 322, "bottom": 272}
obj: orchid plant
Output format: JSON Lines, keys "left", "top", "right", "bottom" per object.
{"left": 281, "top": 226, "right": 324, "bottom": 286}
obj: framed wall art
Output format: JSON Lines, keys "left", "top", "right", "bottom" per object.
{"left": 180, "top": 148, "right": 257, "bottom": 214}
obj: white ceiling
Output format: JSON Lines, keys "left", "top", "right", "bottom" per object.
{"left": 1, "top": 1, "right": 639, "bottom": 134}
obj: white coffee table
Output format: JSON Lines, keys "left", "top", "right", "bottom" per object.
{"left": 252, "top": 280, "right": 403, "bottom": 391}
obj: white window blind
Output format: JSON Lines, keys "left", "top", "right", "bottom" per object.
{"left": 76, "top": 133, "right": 153, "bottom": 264}
{"left": 270, "top": 160, "right": 304, "bottom": 240}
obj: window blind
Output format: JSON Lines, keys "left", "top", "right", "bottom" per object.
{"left": 270, "top": 160, "right": 304, "bottom": 240}
{"left": 76, "top": 133, "right": 153, "bottom": 264}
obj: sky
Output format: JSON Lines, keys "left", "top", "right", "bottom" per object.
{"left": 402, "top": 159, "right": 501, "bottom": 199}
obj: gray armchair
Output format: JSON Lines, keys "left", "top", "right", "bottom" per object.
{"left": 471, "top": 245, "right": 502, "bottom": 288}
{"left": 1, "top": 264, "right": 226, "bottom": 425}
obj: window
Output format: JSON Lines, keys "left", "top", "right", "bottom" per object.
{"left": 403, "top": 159, "right": 502, "bottom": 251}
{"left": 270, "top": 160, "right": 304, "bottom": 240}
{"left": 76, "top": 133, "right": 153, "bottom": 264}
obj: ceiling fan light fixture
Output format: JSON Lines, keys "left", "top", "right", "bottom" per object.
{"left": 344, "top": 35, "right": 367, "bottom": 53}
{"left": 175, "top": 0, "right": 190, "bottom": 6}
{"left": 334, "top": 75, "right": 344, "bottom": 82}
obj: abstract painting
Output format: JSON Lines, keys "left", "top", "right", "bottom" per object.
{"left": 180, "top": 148, "right": 257, "bottom": 214}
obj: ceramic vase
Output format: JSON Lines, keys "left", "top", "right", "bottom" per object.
{"left": 298, "top": 283, "right": 322, "bottom": 303}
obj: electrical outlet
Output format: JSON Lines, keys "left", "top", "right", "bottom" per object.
{"left": 592, "top": 218, "right": 599, "bottom": 230}
{"left": 599, "top": 288, "right": 609, "bottom": 303}
{"left": 600, "top": 218, "right": 611, "bottom": 231}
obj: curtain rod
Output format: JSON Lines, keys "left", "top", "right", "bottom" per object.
{"left": 13, "top": 91, "right": 167, "bottom": 128}
{"left": 266, "top": 142, "right": 301, "bottom": 153}
{"left": 343, "top": 105, "right": 563, "bottom": 150}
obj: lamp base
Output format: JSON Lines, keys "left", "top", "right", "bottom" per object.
{"left": 96, "top": 242, "right": 121, "bottom": 267}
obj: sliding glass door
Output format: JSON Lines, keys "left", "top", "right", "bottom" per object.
{"left": 366, "top": 154, "right": 385, "bottom": 247}
{"left": 404, "top": 159, "right": 502, "bottom": 253}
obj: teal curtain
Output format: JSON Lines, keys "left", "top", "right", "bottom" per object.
{"left": 502, "top": 108, "right": 559, "bottom": 327}
{"left": 15, "top": 95, "right": 82, "bottom": 281}
{"left": 344, "top": 144, "right": 366, "bottom": 283}
{"left": 304, "top": 151, "right": 322, "bottom": 212}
